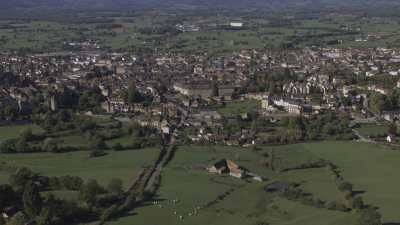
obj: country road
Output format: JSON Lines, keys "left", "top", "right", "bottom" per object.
{"left": 144, "top": 135, "right": 176, "bottom": 192}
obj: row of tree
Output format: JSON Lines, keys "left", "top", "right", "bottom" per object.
{"left": 0, "top": 167, "right": 128, "bottom": 225}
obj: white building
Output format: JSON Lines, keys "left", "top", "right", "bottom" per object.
{"left": 230, "top": 22, "right": 243, "bottom": 28}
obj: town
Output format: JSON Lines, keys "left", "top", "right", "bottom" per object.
{"left": 1, "top": 1, "right": 400, "bottom": 225}
{"left": 2, "top": 47, "right": 400, "bottom": 145}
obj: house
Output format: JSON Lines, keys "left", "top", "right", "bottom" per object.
{"left": 176, "top": 24, "right": 200, "bottom": 32}
{"left": 387, "top": 134, "right": 395, "bottom": 143}
{"left": 207, "top": 159, "right": 244, "bottom": 178}
{"left": 173, "top": 81, "right": 213, "bottom": 99}
{"left": 160, "top": 119, "right": 170, "bottom": 134}
{"left": 1, "top": 206, "right": 18, "bottom": 220}
{"left": 230, "top": 22, "right": 243, "bottom": 28}
{"left": 218, "top": 85, "right": 235, "bottom": 100}
{"left": 270, "top": 97, "right": 304, "bottom": 114}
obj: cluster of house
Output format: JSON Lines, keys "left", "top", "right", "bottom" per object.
{"left": 3, "top": 46, "right": 400, "bottom": 143}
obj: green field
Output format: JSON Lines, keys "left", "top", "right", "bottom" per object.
{"left": 217, "top": 100, "right": 260, "bottom": 117}
{"left": 1, "top": 132, "right": 398, "bottom": 224}
{"left": 1, "top": 14, "right": 400, "bottom": 52}
{"left": 355, "top": 124, "right": 389, "bottom": 137}
{"left": 107, "top": 145, "right": 357, "bottom": 225}
{"left": 0, "top": 124, "right": 44, "bottom": 141}
{"left": 280, "top": 168, "right": 344, "bottom": 203}
{"left": 0, "top": 148, "right": 159, "bottom": 189}
{"left": 273, "top": 141, "right": 400, "bottom": 223}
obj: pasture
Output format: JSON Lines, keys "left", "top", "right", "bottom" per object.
{"left": 2, "top": 14, "right": 400, "bottom": 53}
{"left": 355, "top": 123, "right": 389, "bottom": 138}
{"left": 0, "top": 148, "right": 159, "bottom": 189}
{"left": 0, "top": 124, "right": 44, "bottom": 141}
{"left": 107, "top": 144, "right": 358, "bottom": 225}
{"left": 273, "top": 141, "right": 400, "bottom": 223}
{"left": 1, "top": 127, "right": 398, "bottom": 225}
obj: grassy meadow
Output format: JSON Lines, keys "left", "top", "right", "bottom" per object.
{"left": 217, "top": 100, "right": 260, "bottom": 117}
{"left": 0, "top": 148, "right": 159, "bottom": 189}
{"left": 273, "top": 141, "right": 400, "bottom": 223}
{"left": 355, "top": 124, "right": 389, "bottom": 138}
{"left": 2, "top": 13, "right": 400, "bottom": 52}
{"left": 107, "top": 144, "right": 358, "bottom": 225}
{"left": 1, "top": 122, "right": 399, "bottom": 225}
{"left": 0, "top": 124, "right": 44, "bottom": 141}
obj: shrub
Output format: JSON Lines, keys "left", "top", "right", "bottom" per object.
{"left": 42, "top": 138, "right": 60, "bottom": 153}
{"left": 0, "top": 139, "right": 17, "bottom": 153}
{"left": 112, "top": 143, "right": 124, "bottom": 151}
{"left": 100, "top": 204, "right": 120, "bottom": 222}
{"left": 107, "top": 179, "right": 123, "bottom": 194}
{"left": 358, "top": 207, "right": 382, "bottom": 225}
{"left": 338, "top": 182, "right": 353, "bottom": 192}
{"left": 343, "top": 190, "right": 353, "bottom": 200}
{"left": 350, "top": 196, "right": 364, "bottom": 210}
{"left": 325, "top": 201, "right": 336, "bottom": 210}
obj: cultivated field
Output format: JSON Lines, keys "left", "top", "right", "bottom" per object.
{"left": 2, "top": 13, "right": 400, "bottom": 53}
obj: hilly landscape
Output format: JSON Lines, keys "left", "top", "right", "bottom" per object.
{"left": 1, "top": 0, "right": 400, "bottom": 12}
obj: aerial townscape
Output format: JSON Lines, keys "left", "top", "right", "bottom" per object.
{"left": 1, "top": 1, "right": 400, "bottom": 225}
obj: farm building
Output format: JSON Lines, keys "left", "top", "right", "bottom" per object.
{"left": 230, "top": 22, "right": 244, "bottom": 28}
{"left": 207, "top": 159, "right": 244, "bottom": 178}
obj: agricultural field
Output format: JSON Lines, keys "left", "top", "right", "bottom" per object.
{"left": 178, "top": 30, "right": 266, "bottom": 51}
{"left": 0, "top": 147, "right": 159, "bottom": 189}
{"left": 1, "top": 122, "right": 398, "bottom": 225}
{"left": 2, "top": 13, "right": 400, "bottom": 53}
{"left": 0, "top": 123, "right": 44, "bottom": 141}
{"left": 273, "top": 141, "right": 400, "bottom": 223}
{"left": 355, "top": 123, "right": 389, "bottom": 138}
{"left": 107, "top": 145, "right": 358, "bottom": 225}
{"left": 0, "top": 119, "right": 161, "bottom": 189}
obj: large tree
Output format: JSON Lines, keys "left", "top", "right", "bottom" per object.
{"left": 107, "top": 178, "right": 123, "bottom": 194}
{"left": 358, "top": 207, "right": 382, "bottom": 225}
{"left": 0, "top": 184, "right": 16, "bottom": 210}
{"left": 124, "top": 83, "right": 144, "bottom": 104}
{"left": 23, "top": 181, "right": 42, "bottom": 219}
{"left": 42, "top": 138, "right": 60, "bottom": 153}
{"left": 369, "top": 92, "right": 391, "bottom": 114}
{"left": 37, "top": 207, "right": 53, "bottom": 225}
{"left": 6, "top": 212, "right": 28, "bottom": 225}
{"left": 79, "top": 179, "right": 104, "bottom": 206}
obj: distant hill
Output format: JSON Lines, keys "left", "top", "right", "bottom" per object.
{"left": 1, "top": 0, "right": 400, "bottom": 14}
